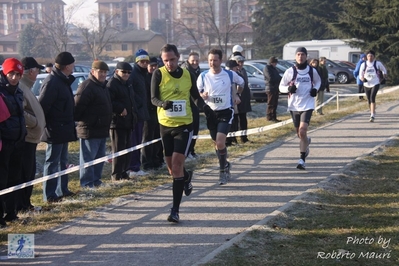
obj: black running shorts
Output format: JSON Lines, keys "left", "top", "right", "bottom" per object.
{"left": 160, "top": 124, "right": 193, "bottom": 157}
{"left": 290, "top": 109, "right": 313, "bottom": 128}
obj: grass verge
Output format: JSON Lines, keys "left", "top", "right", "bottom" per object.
{"left": 0, "top": 89, "right": 398, "bottom": 250}
{"left": 204, "top": 138, "right": 399, "bottom": 266}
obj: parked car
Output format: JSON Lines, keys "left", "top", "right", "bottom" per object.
{"left": 31, "top": 72, "right": 89, "bottom": 98}
{"left": 242, "top": 60, "right": 287, "bottom": 79}
{"left": 334, "top": 60, "right": 356, "bottom": 69}
{"left": 74, "top": 65, "right": 91, "bottom": 73}
{"left": 199, "top": 62, "right": 267, "bottom": 102}
{"left": 324, "top": 59, "right": 354, "bottom": 84}
{"left": 244, "top": 59, "right": 336, "bottom": 85}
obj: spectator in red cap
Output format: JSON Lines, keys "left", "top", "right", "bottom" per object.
{"left": 0, "top": 58, "right": 27, "bottom": 226}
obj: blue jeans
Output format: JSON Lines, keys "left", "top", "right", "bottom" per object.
{"left": 42, "top": 142, "right": 71, "bottom": 201}
{"left": 79, "top": 138, "right": 106, "bottom": 188}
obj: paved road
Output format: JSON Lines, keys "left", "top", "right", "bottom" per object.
{"left": 1, "top": 95, "right": 398, "bottom": 266}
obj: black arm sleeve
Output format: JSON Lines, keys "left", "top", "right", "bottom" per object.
{"left": 189, "top": 72, "right": 206, "bottom": 108}
{"left": 151, "top": 69, "right": 164, "bottom": 108}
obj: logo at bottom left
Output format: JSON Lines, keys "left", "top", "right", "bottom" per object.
{"left": 8, "top": 234, "right": 34, "bottom": 259}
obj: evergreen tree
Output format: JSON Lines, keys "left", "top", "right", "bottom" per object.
{"left": 330, "top": 0, "right": 399, "bottom": 84}
{"left": 252, "top": 0, "right": 340, "bottom": 58}
{"left": 19, "top": 24, "right": 38, "bottom": 57}
{"left": 18, "top": 24, "right": 49, "bottom": 59}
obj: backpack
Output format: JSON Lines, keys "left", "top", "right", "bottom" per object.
{"left": 291, "top": 65, "right": 313, "bottom": 84}
{"left": 362, "top": 60, "right": 385, "bottom": 84}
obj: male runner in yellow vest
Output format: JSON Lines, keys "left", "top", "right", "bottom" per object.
{"left": 151, "top": 44, "right": 212, "bottom": 223}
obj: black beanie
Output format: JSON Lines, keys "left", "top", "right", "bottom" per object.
{"left": 55, "top": 52, "right": 75, "bottom": 65}
{"left": 295, "top": 47, "right": 307, "bottom": 55}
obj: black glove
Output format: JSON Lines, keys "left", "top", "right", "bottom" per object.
{"left": 162, "top": 100, "right": 173, "bottom": 110}
{"left": 363, "top": 78, "right": 368, "bottom": 82}
{"left": 310, "top": 88, "right": 317, "bottom": 97}
{"left": 288, "top": 84, "right": 297, "bottom": 93}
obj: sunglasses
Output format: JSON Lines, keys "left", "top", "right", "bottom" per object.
{"left": 120, "top": 70, "right": 132, "bottom": 74}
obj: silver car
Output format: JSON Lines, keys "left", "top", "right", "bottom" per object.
{"left": 31, "top": 72, "right": 89, "bottom": 98}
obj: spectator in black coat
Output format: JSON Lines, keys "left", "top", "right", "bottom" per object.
{"left": 107, "top": 62, "right": 138, "bottom": 181}
{"left": 74, "top": 60, "right": 112, "bottom": 188}
{"left": 264, "top": 56, "right": 282, "bottom": 122}
{"left": 39, "top": 52, "right": 77, "bottom": 202}
{"left": 233, "top": 52, "right": 252, "bottom": 143}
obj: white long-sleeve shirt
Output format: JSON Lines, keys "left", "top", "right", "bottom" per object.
{"left": 279, "top": 66, "right": 321, "bottom": 111}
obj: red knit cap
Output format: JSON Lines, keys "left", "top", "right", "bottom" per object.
{"left": 2, "top": 58, "right": 24, "bottom": 75}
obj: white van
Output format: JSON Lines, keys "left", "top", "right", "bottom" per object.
{"left": 283, "top": 39, "right": 362, "bottom": 64}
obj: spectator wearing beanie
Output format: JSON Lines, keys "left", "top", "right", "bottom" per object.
{"left": 0, "top": 58, "right": 27, "bottom": 226}
{"left": 39, "top": 51, "right": 77, "bottom": 202}
{"left": 107, "top": 62, "right": 138, "bottom": 181}
{"left": 74, "top": 60, "right": 112, "bottom": 188}
{"left": 263, "top": 56, "right": 282, "bottom": 122}
{"left": 128, "top": 49, "right": 150, "bottom": 177}
{"left": 18, "top": 57, "right": 46, "bottom": 212}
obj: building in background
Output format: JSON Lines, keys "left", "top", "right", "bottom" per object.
{"left": 0, "top": 0, "right": 65, "bottom": 35}
{"left": 96, "top": 0, "right": 171, "bottom": 31}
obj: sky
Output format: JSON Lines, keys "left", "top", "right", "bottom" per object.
{"left": 63, "top": 0, "right": 98, "bottom": 26}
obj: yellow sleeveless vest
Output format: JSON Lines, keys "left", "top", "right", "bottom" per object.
{"left": 157, "top": 66, "right": 193, "bottom": 127}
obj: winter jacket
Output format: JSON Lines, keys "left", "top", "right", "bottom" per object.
{"left": 107, "top": 73, "right": 137, "bottom": 130}
{"left": 74, "top": 73, "right": 112, "bottom": 139}
{"left": 39, "top": 67, "right": 77, "bottom": 144}
{"left": 353, "top": 58, "right": 366, "bottom": 85}
{"left": 0, "top": 71, "right": 26, "bottom": 144}
{"left": 19, "top": 74, "right": 45, "bottom": 144}
{"left": 129, "top": 63, "right": 150, "bottom": 121}
{"left": 264, "top": 64, "right": 282, "bottom": 93}
{"left": 237, "top": 68, "right": 252, "bottom": 114}
{"left": 318, "top": 64, "right": 329, "bottom": 91}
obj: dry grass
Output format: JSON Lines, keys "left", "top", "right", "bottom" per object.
{"left": 0, "top": 90, "right": 397, "bottom": 250}
{"left": 204, "top": 139, "right": 399, "bottom": 266}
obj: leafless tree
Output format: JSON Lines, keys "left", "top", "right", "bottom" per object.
{"left": 38, "top": 0, "right": 85, "bottom": 57}
{"left": 76, "top": 13, "right": 119, "bottom": 60}
{"left": 174, "top": 0, "right": 248, "bottom": 57}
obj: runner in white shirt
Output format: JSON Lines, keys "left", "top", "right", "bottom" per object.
{"left": 359, "top": 50, "right": 387, "bottom": 122}
{"left": 279, "top": 47, "right": 321, "bottom": 170}
{"left": 197, "top": 49, "right": 243, "bottom": 185}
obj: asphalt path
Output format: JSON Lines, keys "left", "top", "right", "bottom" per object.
{"left": 1, "top": 85, "right": 398, "bottom": 266}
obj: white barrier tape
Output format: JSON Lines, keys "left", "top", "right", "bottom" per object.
{"left": 0, "top": 138, "right": 161, "bottom": 196}
{"left": 2, "top": 86, "right": 398, "bottom": 196}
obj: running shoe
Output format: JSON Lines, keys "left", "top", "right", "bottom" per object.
{"left": 305, "top": 137, "right": 311, "bottom": 158}
{"left": 184, "top": 170, "right": 193, "bottom": 196}
{"left": 167, "top": 208, "right": 179, "bottom": 223}
{"left": 369, "top": 116, "right": 375, "bottom": 122}
{"left": 296, "top": 159, "right": 306, "bottom": 170}
{"left": 219, "top": 171, "right": 228, "bottom": 185}
{"left": 224, "top": 162, "right": 231, "bottom": 180}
